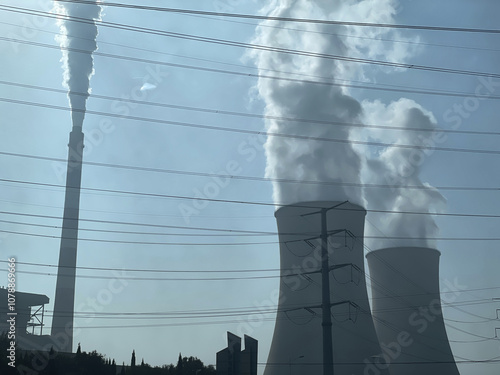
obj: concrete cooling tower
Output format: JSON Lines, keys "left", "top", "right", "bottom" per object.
{"left": 366, "top": 247, "right": 460, "bottom": 375}
{"left": 264, "top": 201, "right": 387, "bottom": 375}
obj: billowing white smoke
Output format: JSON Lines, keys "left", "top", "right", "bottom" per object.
{"left": 359, "top": 99, "right": 446, "bottom": 249}
{"left": 54, "top": 1, "right": 101, "bottom": 128}
{"left": 250, "top": 0, "right": 444, "bottom": 249}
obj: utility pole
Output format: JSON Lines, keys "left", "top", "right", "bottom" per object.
{"left": 496, "top": 304, "right": 500, "bottom": 339}
{"left": 301, "top": 201, "right": 348, "bottom": 375}
{"left": 320, "top": 208, "right": 334, "bottom": 375}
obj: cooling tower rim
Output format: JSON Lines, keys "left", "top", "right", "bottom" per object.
{"left": 366, "top": 246, "right": 441, "bottom": 259}
{"left": 274, "top": 200, "right": 366, "bottom": 218}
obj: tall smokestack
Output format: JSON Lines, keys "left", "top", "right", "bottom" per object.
{"left": 51, "top": 1, "right": 101, "bottom": 352}
{"left": 264, "top": 201, "right": 387, "bottom": 375}
{"left": 51, "top": 127, "right": 84, "bottom": 353}
{"left": 366, "top": 247, "right": 460, "bottom": 375}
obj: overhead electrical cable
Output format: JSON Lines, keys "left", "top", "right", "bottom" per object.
{"left": 1, "top": 259, "right": 500, "bottom": 300}
{"left": 1, "top": 217, "right": 499, "bottom": 243}
{"left": 53, "top": 0, "right": 500, "bottom": 34}
{"left": 0, "top": 259, "right": 282, "bottom": 274}
{"left": 0, "top": 228, "right": 277, "bottom": 246}
{"left": 5, "top": 13, "right": 500, "bottom": 55}
{"left": 1, "top": 7, "right": 499, "bottom": 79}
{"left": 4, "top": 80, "right": 500, "bottom": 131}
{"left": 1, "top": 153, "right": 500, "bottom": 192}
{"left": 3, "top": 99, "right": 500, "bottom": 156}
{"left": 3, "top": 35, "right": 500, "bottom": 101}
{"left": 2, "top": 180, "right": 500, "bottom": 218}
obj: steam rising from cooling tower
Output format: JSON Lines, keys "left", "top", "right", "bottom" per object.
{"left": 249, "top": 0, "right": 365, "bottom": 207}
{"left": 250, "top": 0, "right": 444, "bottom": 248}
{"left": 51, "top": 0, "right": 101, "bottom": 353}
{"left": 54, "top": 0, "right": 101, "bottom": 128}
{"left": 250, "top": 1, "right": 451, "bottom": 374}
{"left": 359, "top": 99, "right": 446, "bottom": 249}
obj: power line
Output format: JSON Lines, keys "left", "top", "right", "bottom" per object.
{"left": 1, "top": 6, "right": 500, "bottom": 79}
{"left": 3, "top": 98, "right": 500, "bottom": 156}
{"left": 2, "top": 223, "right": 498, "bottom": 247}
{"left": 2, "top": 259, "right": 500, "bottom": 298}
{"left": 0, "top": 196, "right": 271, "bottom": 220}
{"left": 4, "top": 33, "right": 500, "bottom": 101}
{"left": 1, "top": 210, "right": 500, "bottom": 246}
{"left": 0, "top": 218, "right": 278, "bottom": 237}
{"left": 260, "top": 359, "right": 500, "bottom": 366}
{"left": 33, "top": 296, "right": 499, "bottom": 318}
{"left": 5, "top": 12, "right": 500, "bottom": 57}
{"left": 0, "top": 228, "right": 277, "bottom": 246}
{"left": 0, "top": 259, "right": 282, "bottom": 274}
{"left": 4, "top": 80, "right": 500, "bottom": 132}
{"left": 4, "top": 269, "right": 282, "bottom": 281}
{"left": 2, "top": 152, "right": 500, "bottom": 192}
{"left": 53, "top": 0, "right": 500, "bottom": 35}
{"left": 2, "top": 179, "right": 500, "bottom": 218}
{"left": 5, "top": 19, "right": 499, "bottom": 90}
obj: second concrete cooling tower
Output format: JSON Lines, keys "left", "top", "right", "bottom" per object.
{"left": 366, "top": 247, "right": 460, "bottom": 375}
{"left": 264, "top": 201, "right": 386, "bottom": 375}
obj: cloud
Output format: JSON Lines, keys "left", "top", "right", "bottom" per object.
{"left": 140, "top": 82, "right": 157, "bottom": 92}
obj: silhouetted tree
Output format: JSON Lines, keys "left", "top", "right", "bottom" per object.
{"left": 0, "top": 337, "right": 219, "bottom": 375}
{"left": 46, "top": 346, "right": 58, "bottom": 375}
{"left": 176, "top": 353, "right": 183, "bottom": 375}
{"left": 131, "top": 350, "right": 136, "bottom": 367}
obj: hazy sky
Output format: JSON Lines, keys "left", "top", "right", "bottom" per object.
{"left": 1, "top": 1, "right": 500, "bottom": 374}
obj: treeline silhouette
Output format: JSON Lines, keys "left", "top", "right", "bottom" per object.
{"left": 1, "top": 333, "right": 216, "bottom": 375}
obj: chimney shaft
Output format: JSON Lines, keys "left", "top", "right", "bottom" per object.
{"left": 51, "top": 127, "right": 84, "bottom": 353}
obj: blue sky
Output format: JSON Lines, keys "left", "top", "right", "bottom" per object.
{"left": 1, "top": 1, "right": 500, "bottom": 374}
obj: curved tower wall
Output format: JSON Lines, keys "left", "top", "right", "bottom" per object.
{"left": 366, "top": 247, "right": 460, "bottom": 375}
{"left": 264, "top": 201, "right": 385, "bottom": 375}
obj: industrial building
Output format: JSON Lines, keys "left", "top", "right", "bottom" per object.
{"left": 0, "top": 287, "right": 53, "bottom": 351}
{"left": 217, "top": 332, "right": 258, "bottom": 375}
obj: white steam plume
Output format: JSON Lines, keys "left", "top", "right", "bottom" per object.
{"left": 359, "top": 99, "right": 446, "bottom": 249}
{"left": 250, "top": 0, "right": 444, "bottom": 248}
{"left": 54, "top": 1, "right": 101, "bottom": 128}
{"left": 249, "top": 0, "right": 419, "bottom": 206}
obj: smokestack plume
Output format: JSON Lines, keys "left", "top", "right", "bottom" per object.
{"left": 51, "top": 0, "right": 101, "bottom": 353}
{"left": 54, "top": 0, "right": 101, "bottom": 129}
